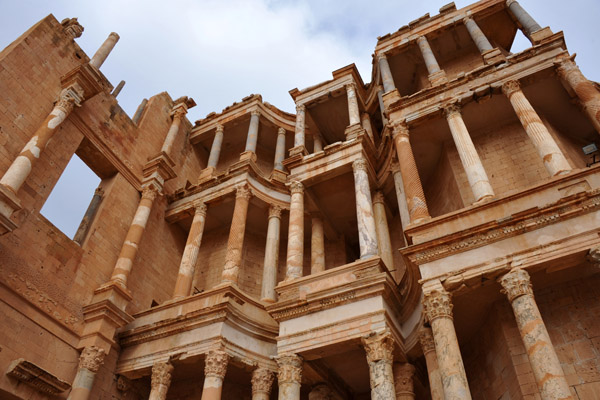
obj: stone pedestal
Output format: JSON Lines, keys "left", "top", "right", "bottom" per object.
{"left": 261, "top": 205, "right": 282, "bottom": 302}
{"left": 419, "top": 328, "right": 444, "bottom": 400}
{"left": 310, "top": 214, "right": 326, "bottom": 274}
{"left": 89, "top": 32, "right": 119, "bottom": 69}
{"left": 277, "top": 354, "right": 303, "bottom": 400}
{"left": 222, "top": 186, "right": 252, "bottom": 285}
{"left": 201, "top": 351, "right": 229, "bottom": 400}
{"left": 67, "top": 346, "right": 105, "bottom": 400}
{"left": 251, "top": 367, "right": 275, "bottom": 400}
{"left": 362, "top": 331, "right": 396, "bottom": 400}
{"left": 393, "top": 363, "right": 416, "bottom": 400}
{"left": 285, "top": 181, "right": 304, "bottom": 281}
{"left": 149, "top": 362, "right": 173, "bottom": 400}
{"left": 352, "top": 159, "right": 379, "bottom": 259}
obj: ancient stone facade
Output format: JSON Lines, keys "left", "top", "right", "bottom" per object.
{"left": 1, "top": 1, "right": 599, "bottom": 399}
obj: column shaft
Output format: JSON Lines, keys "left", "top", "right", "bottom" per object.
{"left": 417, "top": 36, "right": 446, "bottom": 85}
{"left": 362, "top": 331, "right": 397, "bottom": 400}
{"left": 201, "top": 351, "right": 229, "bottom": 400}
{"left": 274, "top": 128, "right": 287, "bottom": 170}
{"left": 207, "top": 125, "right": 224, "bottom": 168}
{"left": 463, "top": 17, "right": 493, "bottom": 53}
{"left": 277, "top": 354, "right": 302, "bottom": 400}
{"left": 378, "top": 54, "right": 396, "bottom": 93}
{"left": 172, "top": 202, "right": 207, "bottom": 299}
{"left": 245, "top": 110, "right": 260, "bottom": 153}
{"left": 67, "top": 347, "right": 105, "bottom": 400}
{"left": 221, "top": 186, "right": 251, "bottom": 285}
{"left": 285, "top": 182, "right": 304, "bottom": 281}
{"left": 161, "top": 108, "right": 185, "bottom": 157}
{"left": 252, "top": 367, "right": 274, "bottom": 400}
{"left": 294, "top": 105, "right": 306, "bottom": 149}
{"left": 377, "top": 86, "right": 388, "bottom": 125}
{"left": 499, "top": 269, "right": 573, "bottom": 400}
{"left": 361, "top": 113, "right": 375, "bottom": 142}
{"left": 261, "top": 206, "right": 281, "bottom": 302}
{"left": 391, "top": 165, "right": 410, "bottom": 234}
{"left": 346, "top": 83, "right": 361, "bottom": 126}
{"left": 419, "top": 328, "right": 444, "bottom": 400}
{"left": 313, "top": 135, "right": 323, "bottom": 153}
{"left": 90, "top": 32, "right": 120, "bottom": 69}
{"left": 352, "top": 159, "right": 379, "bottom": 259}
{"left": 310, "top": 215, "right": 325, "bottom": 274}
{"left": 502, "top": 81, "right": 571, "bottom": 177}
{"left": 393, "top": 363, "right": 416, "bottom": 400}
{"left": 444, "top": 104, "right": 495, "bottom": 202}
{"left": 149, "top": 362, "right": 173, "bottom": 400}
{"left": 372, "top": 192, "right": 394, "bottom": 271}
{"left": 507, "top": 0, "right": 542, "bottom": 37}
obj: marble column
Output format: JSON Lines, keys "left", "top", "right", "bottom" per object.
{"left": 201, "top": 350, "right": 229, "bottom": 400}
{"left": 313, "top": 134, "right": 323, "bottom": 153}
{"left": 110, "top": 186, "right": 158, "bottom": 287}
{"left": 294, "top": 104, "right": 306, "bottom": 149}
{"left": 444, "top": 104, "right": 495, "bottom": 202}
{"left": 252, "top": 367, "right": 275, "bottom": 400}
{"left": 499, "top": 268, "right": 573, "bottom": 400}
{"left": 245, "top": 109, "right": 261, "bottom": 154}
{"left": 261, "top": 205, "right": 282, "bottom": 303}
{"left": 361, "top": 113, "right": 375, "bottom": 143}
{"left": 556, "top": 57, "right": 600, "bottom": 134}
{"left": 274, "top": 128, "right": 287, "bottom": 170}
{"left": 393, "top": 363, "right": 416, "bottom": 400}
{"left": 502, "top": 80, "right": 571, "bottom": 177}
{"left": 67, "top": 346, "right": 105, "bottom": 400}
{"left": 391, "top": 163, "right": 411, "bottom": 234}
{"left": 377, "top": 86, "right": 388, "bottom": 125}
{"left": 310, "top": 214, "right": 325, "bottom": 274}
{"left": 89, "top": 32, "right": 120, "bottom": 69}
{"left": 277, "top": 354, "right": 303, "bottom": 400}
{"left": 207, "top": 124, "right": 225, "bottom": 169}
{"left": 506, "top": 0, "right": 542, "bottom": 39}
{"left": 352, "top": 159, "right": 379, "bottom": 259}
{"left": 160, "top": 105, "right": 187, "bottom": 158}
{"left": 149, "top": 362, "right": 174, "bottom": 400}
{"left": 422, "top": 289, "right": 472, "bottom": 400}
{"left": 172, "top": 201, "right": 207, "bottom": 299}
{"left": 285, "top": 181, "right": 304, "bottom": 281}
{"left": 221, "top": 186, "right": 251, "bottom": 285}
{"left": 391, "top": 121, "right": 430, "bottom": 223}
{"left": 372, "top": 192, "right": 394, "bottom": 271}
{"left": 362, "top": 331, "right": 396, "bottom": 400}
{"left": 463, "top": 17, "right": 494, "bottom": 54}
{"left": 416, "top": 36, "right": 447, "bottom": 85}
{"left": 419, "top": 328, "right": 444, "bottom": 400}
{"left": 377, "top": 53, "right": 396, "bottom": 94}
{"left": 346, "top": 83, "right": 361, "bottom": 126}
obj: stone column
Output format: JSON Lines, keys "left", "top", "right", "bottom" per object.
{"left": 377, "top": 86, "right": 388, "bottom": 125}
{"left": 313, "top": 134, "right": 323, "bottom": 153}
{"left": 67, "top": 346, "right": 105, "bottom": 400}
{"left": 201, "top": 350, "right": 229, "bottom": 400}
{"left": 422, "top": 289, "right": 472, "bottom": 400}
{"left": 277, "top": 354, "right": 303, "bottom": 400}
{"left": 463, "top": 17, "right": 493, "bottom": 54}
{"left": 416, "top": 36, "right": 447, "bottom": 85}
{"left": 89, "top": 32, "right": 120, "bottom": 69}
{"left": 244, "top": 109, "right": 261, "bottom": 154}
{"left": 285, "top": 181, "right": 304, "bottom": 281}
{"left": 556, "top": 57, "right": 600, "bottom": 134}
{"left": 502, "top": 80, "right": 571, "bottom": 177}
{"left": 274, "top": 128, "right": 287, "bottom": 170}
{"left": 73, "top": 187, "right": 104, "bottom": 245}
{"left": 221, "top": 185, "right": 251, "bottom": 285}
{"left": 444, "top": 104, "right": 495, "bottom": 202}
{"left": 172, "top": 201, "right": 207, "bottom": 299}
{"left": 149, "top": 362, "right": 174, "bottom": 400}
{"left": 393, "top": 363, "right": 416, "bottom": 400}
{"left": 377, "top": 53, "right": 396, "bottom": 93}
{"left": 372, "top": 192, "right": 394, "bottom": 271}
{"left": 110, "top": 186, "right": 158, "bottom": 287}
{"left": 160, "top": 106, "right": 187, "bottom": 158}
{"left": 346, "top": 83, "right": 361, "bottom": 126}
{"left": 362, "top": 331, "right": 396, "bottom": 400}
{"left": 310, "top": 214, "right": 325, "bottom": 274}
{"left": 506, "top": 0, "right": 542, "bottom": 39}
{"left": 352, "top": 159, "right": 379, "bottom": 259}
{"left": 391, "top": 163, "right": 411, "bottom": 234}
{"left": 419, "top": 328, "right": 444, "bottom": 400}
{"left": 499, "top": 268, "right": 572, "bottom": 400}
{"left": 294, "top": 104, "right": 306, "bottom": 149}
{"left": 391, "top": 121, "right": 430, "bottom": 223}
{"left": 261, "top": 205, "right": 282, "bottom": 303}
{"left": 361, "top": 113, "right": 375, "bottom": 143}
{"left": 251, "top": 367, "right": 275, "bottom": 400}
{"left": 207, "top": 124, "right": 225, "bottom": 169}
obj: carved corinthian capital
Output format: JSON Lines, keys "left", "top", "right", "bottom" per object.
{"left": 56, "top": 85, "right": 84, "bottom": 114}
{"left": 555, "top": 57, "right": 579, "bottom": 79}
{"left": 362, "top": 330, "right": 395, "bottom": 363}
{"left": 78, "top": 346, "right": 106, "bottom": 373}
{"left": 501, "top": 80, "right": 521, "bottom": 98}
{"left": 204, "top": 350, "right": 229, "bottom": 379}
{"left": 498, "top": 268, "right": 533, "bottom": 302}
{"left": 418, "top": 327, "right": 436, "bottom": 354}
{"left": 587, "top": 245, "right": 600, "bottom": 267}
{"left": 142, "top": 185, "right": 160, "bottom": 201}
{"left": 151, "top": 361, "right": 174, "bottom": 389}
{"left": 289, "top": 180, "right": 304, "bottom": 194}
{"left": 422, "top": 289, "right": 453, "bottom": 322}
{"left": 235, "top": 185, "right": 252, "bottom": 200}
{"left": 251, "top": 367, "right": 275, "bottom": 395}
{"left": 443, "top": 103, "right": 461, "bottom": 118}
{"left": 390, "top": 119, "right": 409, "bottom": 138}
{"left": 268, "top": 205, "right": 282, "bottom": 219}
{"left": 394, "top": 363, "right": 416, "bottom": 395}
{"left": 277, "top": 354, "right": 303, "bottom": 384}
{"left": 193, "top": 200, "right": 207, "bottom": 216}
{"left": 352, "top": 158, "right": 368, "bottom": 172}
{"left": 61, "top": 18, "right": 84, "bottom": 38}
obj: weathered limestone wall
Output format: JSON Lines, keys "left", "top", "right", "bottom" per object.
{"left": 425, "top": 146, "right": 464, "bottom": 217}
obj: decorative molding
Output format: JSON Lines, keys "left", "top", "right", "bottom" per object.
{"left": 6, "top": 359, "right": 70, "bottom": 394}
{"left": 498, "top": 268, "right": 533, "bottom": 302}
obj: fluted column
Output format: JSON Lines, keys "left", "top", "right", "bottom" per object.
{"left": 556, "top": 57, "right": 600, "bottom": 134}
{"left": 285, "top": 181, "right": 304, "bottom": 281}
{"left": 252, "top": 367, "right": 275, "bottom": 400}
{"left": 362, "top": 331, "right": 396, "bottom": 400}
{"left": 444, "top": 104, "right": 495, "bottom": 202}
{"left": 391, "top": 163, "right": 410, "bottom": 233}
{"left": 352, "top": 159, "right": 379, "bottom": 259}
{"left": 221, "top": 185, "right": 252, "bottom": 285}
{"left": 499, "top": 269, "right": 572, "bottom": 400}
{"left": 149, "top": 362, "right": 174, "bottom": 400}
{"left": 377, "top": 53, "right": 396, "bottom": 93}
{"left": 372, "top": 192, "right": 394, "bottom": 271}
{"left": 423, "top": 289, "right": 472, "bottom": 400}
{"left": 391, "top": 121, "right": 430, "bottom": 223}
{"left": 506, "top": 0, "right": 542, "bottom": 39}
{"left": 417, "top": 36, "right": 447, "bottom": 85}
{"left": 201, "top": 350, "right": 229, "bottom": 400}
{"left": 245, "top": 109, "right": 261, "bottom": 154}
{"left": 294, "top": 104, "right": 306, "bottom": 151}
{"left": 502, "top": 80, "right": 571, "bottom": 177}
{"left": 274, "top": 128, "right": 287, "bottom": 170}
{"left": 261, "top": 205, "right": 282, "bottom": 303}
{"left": 419, "top": 328, "right": 444, "bottom": 400}
{"left": 393, "top": 363, "right": 416, "bottom": 400}
{"left": 161, "top": 105, "right": 187, "bottom": 158}
{"left": 172, "top": 201, "right": 207, "bottom": 299}
{"left": 310, "top": 214, "right": 325, "bottom": 274}
{"left": 89, "top": 32, "right": 120, "bottom": 69}
{"left": 346, "top": 83, "right": 361, "bottom": 126}
{"left": 361, "top": 113, "right": 375, "bottom": 142}
{"left": 207, "top": 124, "right": 224, "bottom": 169}
{"left": 109, "top": 186, "right": 158, "bottom": 287}
{"left": 67, "top": 346, "right": 105, "bottom": 400}
{"left": 277, "top": 354, "right": 303, "bottom": 400}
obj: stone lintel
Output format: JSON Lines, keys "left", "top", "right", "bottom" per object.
{"left": 6, "top": 359, "right": 71, "bottom": 394}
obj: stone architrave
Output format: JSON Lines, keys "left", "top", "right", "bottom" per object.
{"left": 285, "top": 181, "right": 304, "bottom": 281}
{"left": 277, "top": 354, "right": 303, "bottom": 400}
{"left": 352, "top": 159, "right": 379, "bottom": 259}
{"left": 362, "top": 331, "right": 396, "bottom": 400}
{"left": 261, "top": 205, "right": 282, "bottom": 302}
{"left": 393, "top": 363, "right": 416, "bottom": 400}
{"left": 201, "top": 350, "right": 229, "bottom": 400}
{"left": 149, "top": 362, "right": 174, "bottom": 400}
{"left": 251, "top": 367, "right": 275, "bottom": 400}
{"left": 419, "top": 328, "right": 444, "bottom": 400}
{"left": 221, "top": 185, "right": 252, "bottom": 285}
{"left": 67, "top": 346, "right": 106, "bottom": 400}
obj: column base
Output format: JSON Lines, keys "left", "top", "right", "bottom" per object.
{"left": 345, "top": 123, "right": 364, "bottom": 140}
{"left": 0, "top": 184, "right": 21, "bottom": 235}
{"left": 428, "top": 70, "right": 448, "bottom": 86}
{"left": 288, "top": 145, "right": 308, "bottom": 157}
{"left": 530, "top": 27, "right": 553, "bottom": 43}
{"left": 198, "top": 166, "right": 217, "bottom": 184}
{"left": 269, "top": 168, "right": 288, "bottom": 184}
{"left": 239, "top": 150, "right": 257, "bottom": 163}
{"left": 473, "top": 194, "right": 494, "bottom": 205}
{"left": 482, "top": 48, "right": 505, "bottom": 65}
{"left": 382, "top": 89, "right": 402, "bottom": 110}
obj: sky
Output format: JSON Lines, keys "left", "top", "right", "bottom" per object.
{"left": 1, "top": 0, "right": 599, "bottom": 237}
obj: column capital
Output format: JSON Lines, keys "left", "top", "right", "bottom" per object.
{"left": 362, "top": 330, "right": 395, "bottom": 363}
{"left": 423, "top": 289, "right": 453, "bottom": 322}
{"left": 390, "top": 119, "right": 409, "bottom": 138}
{"left": 498, "top": 268, "right": 533, "bottom": 302}
{"left": 419, "top": 327, "right": 436, "bottom": 354}
{"left": 372, "top": 191, "right": 385, "bottom": 205}
{"left": 78, "top": 346, "right": 106, "bottom": 373}
{"left": 376, "top": 52, "right": 388, "bottom": 62}
{"left": 215, "top": 123, "right": 224, "bottom": 134}
{"left": 151, "top": 361, "right": 174, "bottom": 390}
{"left": 277, "top": 354, "right": 303, "bottom": 384}
{"left": 416, "top": 35, "right": 429, "bottom": 45}
{"left": 443, "top": 103, "right": 461, "bottom": 118}
{"left": 462, "top": 15, "right": 474, "bottom": 24}
{"left": 171, "top": 106, "right": 187, "bottom": 121}
{"left": 394, "top": 363, "right": 416, "bottom": 395}
{"left": 56, "top": 85, "right": 84, "bottom": 113}
{"left": 587, "top": 245, "right": 600, "bottom": 266}
{"left": 204, "top": 350, "right": 229, "bottom": 379}
{"left": 376, "top": 84, "right": 385, "bottom": 93}
{"left": 555, "top": 56, "right": 578, "bottom": 78}
{"left": 501, "top": 80, "right": 521, "bottom": 98}
{"left": 289, "top": 180, "right": 304, "bottom": 194}
{"left": 277, "top": 127, "right": 286, "bottom": 136}
{"left": 346, "top": 82, "right": 358, "bottom": 92}
{"left": 61, "top": 17, "right": 84, "bottom": 39}
{"left": 250, "top": 109, "right": 261, "bottom": 117}
{"left": 192, "top": 200, "right": 207, "bottom": 216}
{"left": 352, "top": 158, "right": 368, "bottom": 172}
{"left": 296, "top": 104, "right": 306, "bottom": 113}
{"left": 235, "top": 184, "right": 252, "bottom": 200}
{"left": 251, "top": 367, "right": 275, "bottom": 395}
{"left": 390, "top": 162, "right": 401, "bottom": 173}
{"left": 268, "top": 204, "right": 282, "bottom": 219}
{"left": 142, "top": 185, "right": 160, "bottom": 201}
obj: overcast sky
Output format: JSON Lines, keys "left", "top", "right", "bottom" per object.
{"left": 1, "top": 0, "right": 599, "bottom": 237}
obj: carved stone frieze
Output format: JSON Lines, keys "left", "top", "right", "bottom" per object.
{"left": 6, "top": 359, "right": 71, "bottom": 394}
